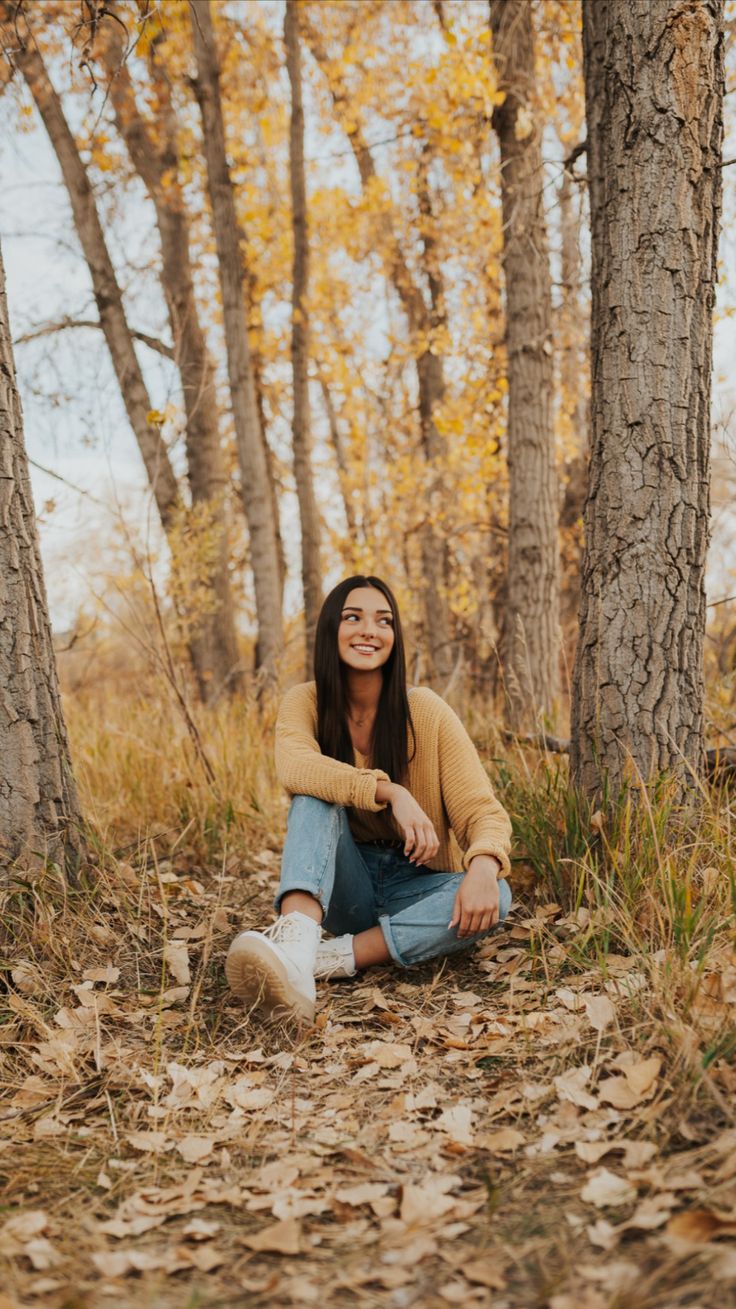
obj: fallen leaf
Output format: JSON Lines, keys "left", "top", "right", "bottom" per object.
{"left": 623, "top": 1056, "right": 661, "bottom": 1096}
{"left": 436, "top": 1104, "right": 474, "bottom": 1146}
{"left": 464, "top": 1259, "right": 507, "bottom": 1289}
{"left": 361, "top": 1041, "right": 414, "bottom": 1069}
{"left": 400, "top": 1176, "right": 460, "bottom": 1226}
{"left": 585, "top": 995, "right": 616, "bottom": 1032}
{"left": 554, "top": 1065, "right": 599, "bottom": 1110}
{"left": 667, "top": 1208, "right": 736, "bottom": 1243}
{"left": 242, "top": 1218, "right": 301, "bottom": 1255}
{"left": 334, "top": 1183, "right": 390, "bottom": 1206}
{"left": 177, "top": 1243, "right": 225, "bottom": 1271}
{"left": 580, "top": 1168, "right": 637, "bottom": 1208}
{"left": 127, "top": 1131, "right": 168, "bottom": 1154}
{"left": 575, "top": 1141, "right": 614, "bottom": 1165}
{"left": 622, "top": 1193, "right": 676, "bottom": 1231}
{"left": 0, "top": 1211, "right": 48, "bottom": 1243}
{"left": 586, "top": 1218, "right": 618, "bottom": 1250}
{"left": 598, "top": 1056, "right": 661, "bottom": 1110}
{"left": 182, "top": 1218, "right": 221, "bottom": 1240}
{"left": 224, "top": 1081, "right": 275, "bottom": 1111}
{"left": 555, "top": 987, "right": 586, "bottom": 1012}
{"left": 477, "top": 1127, "right": 525, "bottom": 1152}
{"left": 164, "top": 941, "right": 191, "bottom": 986}
{"left": 83, "top": 965, "right": 120, "bottom": 983}
{"left": 177, "top": 1136, "right": 215, "bottom": 1164}
{"left": 99, "top": 1217, "right": 166, "bottom": 1239}
{"left": 10, "top": 962, "right": 44, "bottom": 996}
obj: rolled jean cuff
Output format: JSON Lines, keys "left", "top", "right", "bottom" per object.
{"left": 273, "top": 883, "right": 328, "bottom": 915}
{"left": 378, "top": 913, "right": 405, "bottom": 967}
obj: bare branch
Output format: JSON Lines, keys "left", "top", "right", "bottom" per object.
{"left": 15, "top": 316, "right": 175, "bottom": 358}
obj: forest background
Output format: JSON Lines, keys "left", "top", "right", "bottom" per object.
{"left": 2, "top": 2, "right": 736, "bottom": 1307}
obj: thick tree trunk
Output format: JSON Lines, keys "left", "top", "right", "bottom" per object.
{"left": 190, "top": 0, "right": 283, "bottom": 678}
{"left": 490, "top": 0, "right": 560, "bottom": 729}
{"left": 303, "top": 18, "right": 456, "bottom": 683}
{"left": 571, "top": 0, "right": 723, "bottom": 800}
{"left": 285, "top": 0, "right": 323, "bottom": 676}
{"left": 100, "top": 20, "right": 243, "bottom": 701}
{"left": 0, "top": 243, "right": 81, "bottom": 869}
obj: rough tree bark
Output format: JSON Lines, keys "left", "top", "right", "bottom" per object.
{"left": 190, "top": 0, "right": 283, "bottom": 678}
{"left": 490, "top": 0, "right": 560, "bottom": 729}
{"left": 558, "top": 169, "right": 588, "bottom": 640}
{"left": 100, "top": 16, "right": 243, "bottom": 701}
{"left": 285, "top": 0, "right": 323, "bottom": 676}
{"left": 302, "top": 16, "right": 456, "bottom": 683}
{"left": 0, "top": 242, "right": 81, "bottom": 868}
{"left": 571, "top": 0, "right": 723, "bottom": 800}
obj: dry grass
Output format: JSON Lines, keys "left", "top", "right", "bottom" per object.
{"left": 1, "top": 677, "right": 735, "bottom": 1308}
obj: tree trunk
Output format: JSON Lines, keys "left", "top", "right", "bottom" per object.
{"left": 12, "top": 36, "right": 180, "bottom": 533}
{"left": 12, "top": 31, "right": 242, "bottom": 702}
{"left": 415, "top": 147, "right": 455, "bottom": 685}
{"left": 571, "top": 0, "right": 723, "bottom": 801}
{"left": 190, "top": 0, "right": 283, "bottom": 678}
{"left": 100, "top": 18, "right": 243, "bottom": 701}
{"left": 302, "top": 17, "right": 456, "bottom": 683}
{"left": 0, "top": 242, "right": 81, "bottom": 869}
{"left": 490, "top": 0, "right": 560, "bottom": 729}
{"left": 558, "top": 170, "right": 588, "bottom": 642}
{"left": 318, "top": 372, "right": 358, "bottom": 541}
{"left": 285, "top": 0, "right": 323, "bottom": 676}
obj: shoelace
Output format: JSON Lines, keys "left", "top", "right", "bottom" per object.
{"left": 262, "top": 916, "right": 308, "bottom": 946}
{"left": 316, "top": 940, "right": 353, "bottom": 977}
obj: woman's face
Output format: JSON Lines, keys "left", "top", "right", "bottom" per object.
{"left": 337, "top": 586, "right": 395, "bottom": 672}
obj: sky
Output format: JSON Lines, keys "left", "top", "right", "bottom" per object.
{"left": 2, "top": 10, "right": 736, "bottom": 635}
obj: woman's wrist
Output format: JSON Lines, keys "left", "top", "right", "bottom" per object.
{"left": 468, "top": 854, "right": 501, "bottom": 878}
{"left": 375, "top": 780, "right": 402, "bottom": 807}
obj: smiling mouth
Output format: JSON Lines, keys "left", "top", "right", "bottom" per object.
{"left": 352, "top": 644, "right": 379, "bottom": 654}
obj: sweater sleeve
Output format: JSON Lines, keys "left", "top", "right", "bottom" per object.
{"left": 274, "top": 684, "right": 390, "bottom": 811}
{"left": 436, "top": 701, "right": 512, "bottom": 876}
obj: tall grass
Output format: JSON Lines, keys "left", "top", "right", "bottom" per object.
{"left": 64, "top": 687, "right": 287, "bottom": 866}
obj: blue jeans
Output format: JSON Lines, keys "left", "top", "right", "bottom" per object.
{"left": 275, "top": 795, "right": 512, "bottom": 968}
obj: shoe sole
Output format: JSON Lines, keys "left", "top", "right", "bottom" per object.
{"left": 225, "top": 936, "right": 315, "bottom": 1025}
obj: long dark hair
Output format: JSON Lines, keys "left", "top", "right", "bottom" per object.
{"left": 314, "top": 575, "right": 415, "bottom": 783}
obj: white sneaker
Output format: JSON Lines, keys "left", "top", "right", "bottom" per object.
{"left": 225, "top": 912, "right": 320, "bottom": 1023}
{"left": 314, "top": 934, "right": 357, "bottom": 980}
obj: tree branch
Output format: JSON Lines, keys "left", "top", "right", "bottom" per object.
{"left": 501, "top": 731, "right": 736, "bottom": 780}
{"left": 14, "top": 316, "right": 175, "bottom": 358}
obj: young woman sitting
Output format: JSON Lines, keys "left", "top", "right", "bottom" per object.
{"left": 225, "top": 575, "right": 512, "bottom": 1024}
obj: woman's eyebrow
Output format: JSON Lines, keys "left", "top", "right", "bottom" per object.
{"left": 341, "top": 606, "right": 393, "bottom": 615}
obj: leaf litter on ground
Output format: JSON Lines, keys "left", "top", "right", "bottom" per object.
{"left": 2, "top": 855, "right": 736, "bottom": 1307}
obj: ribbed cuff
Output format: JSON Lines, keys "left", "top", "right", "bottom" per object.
{"left": 462, "top": 843, "right": 511, "bottom": 877}
{"left": 351, "top": 769, "right": 390, "bottom": 811}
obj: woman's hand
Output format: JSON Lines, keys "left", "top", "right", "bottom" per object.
{"left": 382, "top": 783, "right": 439, "bottom": 865}
{"left": 449, "top": 856, "right": 501, "bottom": 937}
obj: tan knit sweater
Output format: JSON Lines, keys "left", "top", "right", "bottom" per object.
{"left": 274, "top": 682, "right": 512, "bottom": 877}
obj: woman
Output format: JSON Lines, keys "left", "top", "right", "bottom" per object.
{"left": 226, "top": 575, "right": 512, "bottom": 1024}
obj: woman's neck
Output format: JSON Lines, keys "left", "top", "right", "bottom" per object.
{"left": 345, "top": 668, "right": 382, "bottom": 720}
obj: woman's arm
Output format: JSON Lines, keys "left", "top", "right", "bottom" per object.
{"left": 375, "top": 780, "right": 440, "bottom": 864}
{"left": 275, "top": 685, "right": 390, "bottom": 811}
{"left": 436, "top": 701, "right": 512, "bottom": 876}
